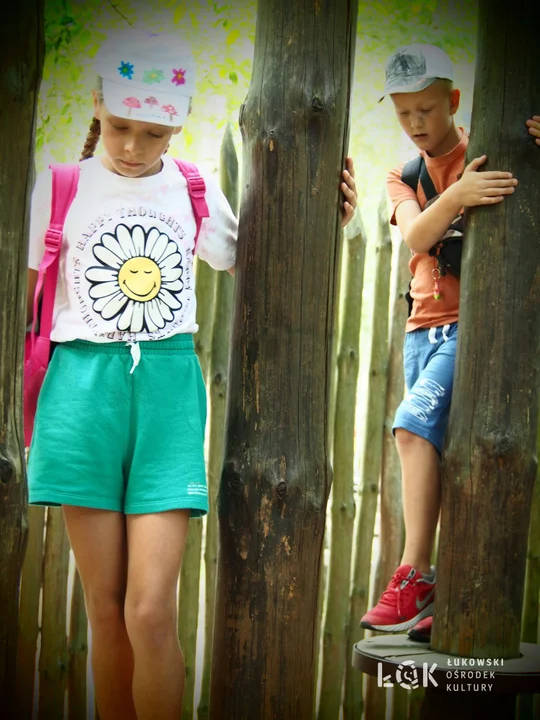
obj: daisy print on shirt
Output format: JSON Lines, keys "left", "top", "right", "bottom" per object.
{"left": 72, "top": 202, "right": 195, "bottom": 341}
{"left": 86, "top": 224, "right": 184, "bottom": 333}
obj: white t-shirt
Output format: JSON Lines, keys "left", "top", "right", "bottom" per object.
{"left": 28, "top": 155, "right": 237, "bottom": 343}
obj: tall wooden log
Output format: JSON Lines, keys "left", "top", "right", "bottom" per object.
{"left": 432, "top": 0, "right": 540, "bottom": 660}
{"left": 373, "top": 213, "right": 409, "bottom": 603}
{"left": 366, "top": 197, "right": 408, "bottom": 720}
{"left": 68, "top": 568, "right": 88, "bottom": 720}
{"left": 38, "top": 508, "right": 70, "bottom": 718}
{"left": 517, "top": 420, "right": 540, "bottom": 720}
{"left": 318, "top": 214, "right": 366, "bottom": 719}
{"left": 343, "top": 208, "right": 392, "bottom": 720}
{"left": 15, "top": 505, "right": 46, "bottom": 718}
{"left": 194, "top": 259, "right": 217, "bottom": 383}
{"left": 178, "top": 521, "right": 202, "bottom": 720}
{"left": 392, "top": 686, "right": 409, "bottom": 720}
{"left": 0, "top": 2, "right": 44, "bottom": 714}
{"left": 179, "top": 207, "right": 220, "bottom": 716}
{"left": 209, "top": 1, "right": 359, "bottom": 716}
{"left": 521, "top": 419, "right": 540, "bottom": 644}
{"left": 198, "top": 124, "right": 237, "bottom": 720}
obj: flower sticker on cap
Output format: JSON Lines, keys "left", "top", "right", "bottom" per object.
{"left": 123, "top": 97, "right": 141, "bottom": 115}
{"left": 143, "top": 69, "right": 165, "bottom": 84}
{"left": 118, "top": 61, "right": 134, "bottom": 80}
{"left": 172, "top": 68, "right": 186, "bottom": 86}
{"left": 162, "top": 104, "right": 178, "bottom": 122}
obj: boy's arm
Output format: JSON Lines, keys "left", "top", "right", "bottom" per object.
{"left": 395, "top": 184, "right": 463, "bottom": 254}
{"left": 396, "top": 156, "right": 517, "bottom": 254}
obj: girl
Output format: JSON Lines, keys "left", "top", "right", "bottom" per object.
{"left": 27, "top": 29, "right": 358, "bottom": 719}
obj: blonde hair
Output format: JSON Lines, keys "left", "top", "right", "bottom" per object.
{"left": 434, "top": 78, "right": 455, "bottom": 93}
{"left": 80, "top": 77, "right": 103, "bottom": 161}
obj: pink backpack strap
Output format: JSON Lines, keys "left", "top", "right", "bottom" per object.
{"left": 173, "top": 159, "right": 209, "bottom": 252}
{"left": 30, "top": 164, "right": 80, "bottom": 348}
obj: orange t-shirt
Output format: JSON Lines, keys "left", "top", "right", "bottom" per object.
{"left": 386, "top": 130, "right": 469, "bottom": 332}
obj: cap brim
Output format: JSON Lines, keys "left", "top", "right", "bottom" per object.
{"left": 102, "top": 78, "right": 190, "bottom": 127}
{"left": 378, "top": 77, "right": 437, "bottom": 103}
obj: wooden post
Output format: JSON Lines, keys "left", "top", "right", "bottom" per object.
{"left": 375, "top": 226, "right": 409, "bottom": 602}
{"left": 319, "top": 214, "right": 366, "bottom": 719}
{"left": 198, "top": 124, "right": 237, "bottom": 720}
{"left": 432, "top": 0, "right": 540, "bottom": 661}
{"left": 0, "top": 1, "right": 44, "bottom": 714}
{"left": 209, "top": 0, "right": 359, "bottom": 716}
{"left": 15, "top": 506, "right": 46, "bottom": 717}
{"left": 68, "top": 568, "right": 88, "bottom": 719}
{"left": 366, "top": 198, "right": 409, "bottom": 720}
{"left": 39, "top": 508, "right": 71, "bottom": 718}
{"left": 180, "top": 187, "right": 221, "bottom": 717}
{"left": 343, "top": 200, "right": 392, "bottom": 720}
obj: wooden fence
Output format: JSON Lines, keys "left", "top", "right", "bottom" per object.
{"left": 14, "top": 124, "right": 540, "bottom": 719}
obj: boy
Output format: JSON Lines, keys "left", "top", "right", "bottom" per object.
{"left": 361, "top": 43, "right": 540, "bottom": 641}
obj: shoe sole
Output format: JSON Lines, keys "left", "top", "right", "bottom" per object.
{"left": 360, "top": 604, "right": 434, "bottom": 633}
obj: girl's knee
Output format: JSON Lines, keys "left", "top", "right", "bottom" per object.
{"left": 85, "top": 590, "right": 125, "bottom": 631}
{"left": 124, "top": 594, "right": 177, "bottom": 648}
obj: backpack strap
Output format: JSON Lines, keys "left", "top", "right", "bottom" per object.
{"left": 173, "top": 159, "right": 210, "bottom": 252}
{"left": 400, "top": 156, "right": 438, "bottom": 319}
{"left": 401, "top": 155, "right": 438, "bottom": 202}
{"left": 30, "top": 164, "right": 80, "bottom": 347}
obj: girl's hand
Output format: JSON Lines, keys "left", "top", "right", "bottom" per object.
{"left": 453, "top": 155, "right": 518, "bottom": 208}
{"left": 526, "top": 116, "right": 540, "bottom": 146}
{"left": 341, "top": 157, "right": 357, "bottom": 228}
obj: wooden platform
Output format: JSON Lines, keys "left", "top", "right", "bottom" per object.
{"left": 352, "top": 635, "right": 540, "bottom": 694}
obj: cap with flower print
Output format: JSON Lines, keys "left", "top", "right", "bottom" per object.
{"left": 94, "top": 29, "right": 196, "bottom": 127}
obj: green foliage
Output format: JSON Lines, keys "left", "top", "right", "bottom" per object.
{"left": 36, "top": 0, "right": 477, "bottom": 222}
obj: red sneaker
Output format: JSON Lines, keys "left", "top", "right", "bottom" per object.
{"left": 360, "top": 565, "right": 435, "bottom": 632}
{"left": 408, "top": 615, "right": 432, "bottom": 643}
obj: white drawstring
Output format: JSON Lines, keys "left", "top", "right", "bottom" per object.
{"left": 127, "top": 342, "right": 141, "bottom": 374}
{"left": 442, "top": 324, "right": 450, "bottom": 342}
{"left": 428, "top": 327, "right": 437, "bottom": 345}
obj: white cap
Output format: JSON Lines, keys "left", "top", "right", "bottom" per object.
{"left": 94, "top": 29, "right": 196, "bottom": 126}
{"left": 379, "top": 44, "right": 454, "bottom": 102}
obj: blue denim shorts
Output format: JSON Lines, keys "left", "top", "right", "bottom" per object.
{"left": 392, "top": 322, "right": 458, "bottom": 454}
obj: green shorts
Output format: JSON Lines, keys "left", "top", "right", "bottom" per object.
{"left": 28, "top": 335, "right": 208, "bottom": 517}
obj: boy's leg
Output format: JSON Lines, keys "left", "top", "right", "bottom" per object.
{"left": 62, "top": 507, "right": 136, "bottom": 720}
{"left": 124, "top": 510, "right": 190, "bottom": 720}
{"left": 395, "top": 429, "right": 441, "bottom": 575}
{"left": 361, "top": 324, "right": 457, "bottom": 632}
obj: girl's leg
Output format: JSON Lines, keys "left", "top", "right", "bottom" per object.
{"left": 124, "top": 509, "right": 190, "bottom": 720}
{"left": 395, "top": 429, "right": 441, "bottom": 575}
{"left": 62, "top": 506, "right": 136, "bottom": 720}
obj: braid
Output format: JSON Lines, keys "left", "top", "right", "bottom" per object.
{"left": 80, "top": 117, "right": 101, "bottom": 161}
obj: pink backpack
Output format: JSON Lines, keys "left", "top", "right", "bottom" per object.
{"left": 24, "top": 159, "right": 209, "bottom": 447}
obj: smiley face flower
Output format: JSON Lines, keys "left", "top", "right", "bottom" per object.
{"left": 85, "top": 224, "right": 184, "bottom": 333}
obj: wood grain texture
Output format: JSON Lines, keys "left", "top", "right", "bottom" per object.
{"left": 0, "top": 2, "right": 44, "bottom": 715}
{"left": 209, "top": 1, "right": 359, "bottom": 717}
{"left": 432, "top": 0, "right": 540, "bottom": 659}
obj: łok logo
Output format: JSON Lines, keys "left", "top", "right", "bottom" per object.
{"left": 378, "top": 660, "right": 438, "bottom": 690}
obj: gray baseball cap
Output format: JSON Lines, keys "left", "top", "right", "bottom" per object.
{"left": 379, "top": 43, "right": 454, "bottom": 103}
